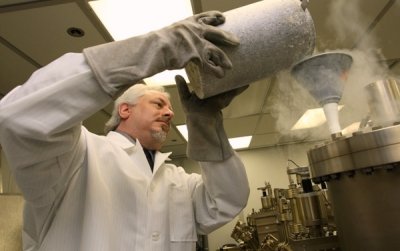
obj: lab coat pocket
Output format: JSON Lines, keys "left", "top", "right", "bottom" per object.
{"left": 169, "top": 185, "right": 197, "bottom": 242}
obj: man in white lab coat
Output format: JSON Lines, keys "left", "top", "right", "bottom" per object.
{"left": 0, "top": 11, "right": 250, "bottom": 251}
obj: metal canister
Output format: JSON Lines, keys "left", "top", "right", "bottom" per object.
{"left": 307, "top": 125, "right": 400, "bottom": 250}
{"left": 365, "top": 78, "right": 400, "bottom": 127}
{"left": 185, "top": 0, "right": 316, "bottom": 98}
{"left": 295, "top": 191, "right": 324, "bottom": 227}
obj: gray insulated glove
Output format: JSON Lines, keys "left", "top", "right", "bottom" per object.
{"left": 175, "top": 75, "right": 248, "bottom": 162}
{"left": 83, "top": 11, "right": 240, "bottom": 97}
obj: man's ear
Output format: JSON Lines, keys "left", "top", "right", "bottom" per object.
{"left": 118, "top": 103, "right": 131, "bottom": 119}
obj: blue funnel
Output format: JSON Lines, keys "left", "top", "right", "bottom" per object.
{"left": 291, "top": 52, "right": 353, "bottom": 105}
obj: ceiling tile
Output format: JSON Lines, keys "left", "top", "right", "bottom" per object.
{"left": 390, "top": 61, "right": 400, "bottom": 76}
{"left": 254, "top": 114, "right": 277, "bottom": 134}
{"left": 278, "top": 126, "right": 331, "bottom": 144}
{"left": 308, "top": 0, "right": 389, "bottom": 52}
{"left": 161, "top": 144, "right": 187, "bottom": 158}
{"left": 102, "top": 103, "right": 113, "bottom": 116}
{"left": 164, "top": 127, "right": 186, "bottom": 146}
{"left": 83, "top": 110, "right": 110, "bottom": 135}
{"left": 0, "top": 42, "right": 38, "bottom": 95}
{"left": 0, "top": 2, "right": 109, "bottom": 65}
{"left": 224, "top": 115, "right": 258, "bottom": 138}
{"left": 249, "top": 133, "right": 280, "bottom": 148}
{"left": 165, "top": 85, "right": 186, "bottom": 125}
{"left": 365, "top": 2, "right": 400, "bottom": 59}
{"left": 0, "top": 0, "right": 42, "bottom": 7}
{"left": 196, "top": 0, "right": 260, "bottom": 12}
{"left": 223, "top": 78, "right": 270, "bottom": 119}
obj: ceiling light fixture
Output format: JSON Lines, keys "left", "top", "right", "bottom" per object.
{"left": 177, "top": 124, "right": 252, "bottom": 150}
{"left": 67, "top": 27, "right": 85, "bottom": 37}
{"left": 176, "top": 124, "right": 188, "bottom": 142}
{"left": 228, "top": 136, "right": 253, "bottom": 150}
{"left": 291, "top": 105, "right": 344, "bottom": 130}
{"left": 88, "top": 0, "right": 193, "bottom": 86}
{"left": 342, "top": 121, "right": 360, "bottom": 136}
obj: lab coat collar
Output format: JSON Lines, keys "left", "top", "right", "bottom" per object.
{"left": 106, "top": 131, "right": 172, "bottom": 173}
{"left": 106, "top": 131, "right": 135, "bottom": 150}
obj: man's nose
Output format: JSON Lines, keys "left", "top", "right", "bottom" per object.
{"left": 163, "top": 107, "right": 174, "bottom": 119}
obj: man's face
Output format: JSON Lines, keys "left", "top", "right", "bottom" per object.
{"left": 123, "top": 91, "right": 174, "bottom": 146}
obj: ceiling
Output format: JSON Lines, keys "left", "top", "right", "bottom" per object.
{"left": 1, "top": 0, "right": 399, "bottom": 159}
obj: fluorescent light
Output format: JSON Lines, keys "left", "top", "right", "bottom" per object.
{"left": 89, "top": 0, "right": 193, "bottom": 86}
{"left": 291, "top": 105, "right": 344, "bottom": 130}
{"left": 229, "top": 136, "right": 252, "bottom": 149}
{"left": 291, "top": 108, "right": 327, "bottom": 130}
{"left": 89, "top": 0, "right": 193, "bottom": 40}
{"left": 342, "top": 122, "right": 360, "bottom": 135}
{"left": 144, "top": 69, "right": 189, "bottom": 86}
{"left": 176, "top": 124, "right": 188, "bottom": 141}
{"left": 177, "top": 124, "right": 252, "bottom": 150}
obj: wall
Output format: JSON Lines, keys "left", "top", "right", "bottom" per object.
{"left": 0, "top": 195, "right": 24, "bottom": 251}
{"left": 179, "top": 141, "right": 321, "bottom": 251}
{"left": 0, "top": 150, "right": 24, "bottom": 251}
{"left": 1, "top": 150, "right": 21, "bottom": 194}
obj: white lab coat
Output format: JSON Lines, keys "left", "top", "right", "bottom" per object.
{"left": 0, "top": 53, "right": 250, "bottom": 251}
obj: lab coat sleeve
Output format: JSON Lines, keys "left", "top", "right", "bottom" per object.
{"left": 191, "top": 152, "right": 250, "bottom": 234}
{"left": 0, "top": 53, "right": 111, "bottom": 205}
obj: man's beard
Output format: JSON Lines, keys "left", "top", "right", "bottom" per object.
{"left": 151, "top": 130, "right": 167, "bottom": 143}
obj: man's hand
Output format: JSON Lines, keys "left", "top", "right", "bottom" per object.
{"left": 83, "top": 11, "right": 240, "bottom": 98}
{"left": 176, "top": 75, "right": 247, "bottom": 115}
{"left": 175, "top": 75, "right": 248, "bottom": 161}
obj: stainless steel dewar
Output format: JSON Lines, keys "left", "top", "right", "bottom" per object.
{"left": 365, "top": 78, "right": 400, "bottom": 128}
{"left": 307, "top": 77, "right": 400, "bottom": 251}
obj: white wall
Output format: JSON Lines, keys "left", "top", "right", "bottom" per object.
{"left": 0, "top": 195, "right": 24, "bottom": 251}
{"left": 1, "top": 150, "right": 21, "bottom": 194}
{"left": 179, "top": 141, "right": 321, "bottom": 251}
{"left": 0, "top": 150, "right": 24, "bottom": 251}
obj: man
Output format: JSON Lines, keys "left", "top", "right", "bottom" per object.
{"left": 0, "top": 11, "right": 250, "bottom": 251}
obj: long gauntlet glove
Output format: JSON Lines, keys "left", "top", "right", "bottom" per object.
{"left": 83, "top": 11, "right": 239, "bottom": 97}
{"left": 175, "top": 75, "right": 248, "bottom": 161}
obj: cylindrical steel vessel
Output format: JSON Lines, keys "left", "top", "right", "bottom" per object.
{"left": 261, "top": 196, "right": 274, "bottom": 210}
{"left": 365, "top": 78, "right": 400, "bottom": 128}
{"left": 307, "top": 125, "right": 400, "bottom": 251}
{"left": 185, "top": 0, "right": 316, "bottom": 98}
{"left": 295, "top": 191, "right": 324, "bottom": 227}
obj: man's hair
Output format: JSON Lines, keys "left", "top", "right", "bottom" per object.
{"left": 104, "top": 84, "right": 170, "bottom": 134}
